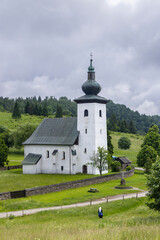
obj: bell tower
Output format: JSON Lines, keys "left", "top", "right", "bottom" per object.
{"left": 74, "top": 56, "right": 108, "bottom": 174}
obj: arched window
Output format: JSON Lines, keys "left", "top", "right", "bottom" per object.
{"left": 99, "top": 110, "right": 102, "bottom": 117}
{"left": 84, "top": 109, "right": 88, "bottom": 117}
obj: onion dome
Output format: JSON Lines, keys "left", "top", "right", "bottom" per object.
{"left": 82, "top": 57, "right": 101, "bottom": 95}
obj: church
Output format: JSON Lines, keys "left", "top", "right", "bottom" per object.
{"left": 22, "top": 57, "right": 108, "bottom": 174}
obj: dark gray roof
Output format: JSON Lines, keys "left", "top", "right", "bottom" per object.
{"left": 116, "top": 157, "right": 131, "bottom": 164}
{"left": 23, "top": 117, "right": 79, "bottom": 146}
{"left": 22, "top": 153, "right": 42, "bottom": 165}
{"left": 74, "top": 94, "right": 108, "bottom": 104}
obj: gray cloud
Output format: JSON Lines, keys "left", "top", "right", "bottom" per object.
{"left": 0, "top": 0, "right": 160, "bottom": 115}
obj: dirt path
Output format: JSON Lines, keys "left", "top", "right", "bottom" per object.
{"left": 0, "top": 191, "right": 148, "bottom": 219}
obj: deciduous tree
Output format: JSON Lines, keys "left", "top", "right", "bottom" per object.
{"left": 146, "top": 160, "right": 160, "bottom": 211}
{"left": 137, "top": 145, "right": 157, "bottom": 167}
{"left": 89, "top": 147, "right": 108, "bottom": 176}
{"left": 118, "top": 137, "right": 131, "bottom": 150}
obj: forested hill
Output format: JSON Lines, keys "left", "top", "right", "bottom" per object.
{"left": 107, "top": 100, "right": 160, "bottom": 134}
{"left": 0, "top": 96, "right": 160, "bottom": 134}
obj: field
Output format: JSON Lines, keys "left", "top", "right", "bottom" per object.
{"left": 0, "top": 170, "right": 146, "bottom": 212}
{"left": 111, "top": 131, "right": 144, "bottom": 166}
{"left": 0, "top": 197, "right": 160, "bottom": 240}
{"left": 0, "top": 111, "right": 44, "bottom": 130}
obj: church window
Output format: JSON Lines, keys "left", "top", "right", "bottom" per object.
{"left": 46, "top": 150, "right": 49, "bottom": 158}
{"left": 85, "top": 129, "right": 87, "bottom": 134}
{"left": 99, "top": 110, "right": 102, "bottom": 117}
{"left": 84, "top": 148, "right": 87, "bottom": 153}
{"left": 62, "top": 151, "right": 65, "bottom": 159}
{"left": 84, "top": 109, "right": 88, "bottom": 117}
{"left": 61, "top": 166, "right": 64, "bottom": 171}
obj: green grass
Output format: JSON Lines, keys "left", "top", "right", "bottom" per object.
{"left": 0, "top": 111, "right": 45, "bottom": 130}
{"left": 0, "top": 171, "right": 146, "bottom": 212}
{"left": 0, "top": 197, "right": 159, "bottom": 240}
{"left": 7, "top": 148, "right": 24, "bottom": 166}
{"left": 111, "top": 131, "right": 144, "bottom": 166}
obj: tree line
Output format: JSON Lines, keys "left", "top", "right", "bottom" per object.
{"left": 1, "top": 96, "right": 160, "bottom": 134}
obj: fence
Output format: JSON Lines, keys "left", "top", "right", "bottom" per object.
{"left": 0, "top": 165, "right": 22, "bottom": 171}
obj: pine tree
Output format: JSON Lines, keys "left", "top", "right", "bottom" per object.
{"left": 107, "top": 129, "right": 114, "bottom": 155}
{"left": 55, "top": 105, "right": 63, "bottom": 118}
{"left": 12, "top": 101, "right": 21, "bottom": 119}
{"left": 42, "top": 105, "right": 48, "bottom": 117}
{"left": 129, "top": 120, "right": 136, "bottom": 134}
{"left": 108, "top": 113, "right": 118, "bottom": 131}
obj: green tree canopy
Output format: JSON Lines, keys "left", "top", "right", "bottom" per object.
{"left": 137, "top": 145, "right": 157, "bottom": 167}
{"left": 89, "top": 147, "right": 108, "bottom": 176}
{"left": 12, "top": 101, "right": 21, "bottom": 119}
{"left": 146, "top": 159, "right": 160, "bottom": 211}
{"left": 142, "top": 125, "right": 160, "bottom": 155}
{"left": 107, "top": 129, "right": 114, "bottom": 155}
{"left": 0, "top": 138, "right": 9, "bottom": 167}
{"left": 13, "top": 123, "right": 37, "bottom": 149}
{"left": 55, "top": 105, "right": 63, "bottom": 118}
{"left": 129, "top": 120, "right": 137, "bottom": 134}
{"left": 118, "top": 137, "right": 131, "bottom": 150}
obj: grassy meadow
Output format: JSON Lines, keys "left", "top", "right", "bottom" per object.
{"left": 0, "top": 197, "right": 160, "bottom": 240}
{"left": 0, "top": 170, "right": 146, "bottom": 212}
{"left": 111, "top": 131, "right": 144, "bottom": 166}
{"left": 0, "top": 111, "right": 44, "bottom": 130}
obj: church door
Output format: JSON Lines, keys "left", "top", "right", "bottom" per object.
{"left": 82, "top": 165, "right": 87, "bottom": 174}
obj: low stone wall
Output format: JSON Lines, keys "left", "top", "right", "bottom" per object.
{"left": 0, "top": 165, "right": 22, "bottom": 171}
{"left": 26, "top": 169, "right": 134, "bottom": 197}
{"left": 0, "top": 169, "right": 134, "bottom": 200}
{"left": 0, "top": 192, "right": 11, "bottom": 200}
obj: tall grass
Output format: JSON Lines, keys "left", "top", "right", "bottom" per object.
{"left": 0, "top": 198, "right": 159, "bottom": 240}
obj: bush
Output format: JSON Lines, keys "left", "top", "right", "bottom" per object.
{"left": 118, "top": 137, "right": 131, "bottom": 150}
{"left": 137, "top": 145, "right": 157, "bottom": 167}
{"left": 111, "top": 161, "right": 121, "bottom": 172}
{"left": 126, "top": 166, "right": 132, "bottom": 171}
{"left": 0, "top": 138, "right": 9, "bottom": 167}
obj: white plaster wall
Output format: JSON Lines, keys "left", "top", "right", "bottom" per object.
{"left": 77, "top": 102, "right": 107, "bottom": 174}
{"left": 24, "top": 144, "right": 78, "bottom": 174}
{"left": 23, "top": 160, "right": 41, "bottom": 174}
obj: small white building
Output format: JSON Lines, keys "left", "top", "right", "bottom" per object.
{"left": 22, "top": 58, "right": 108, "bottom": 174}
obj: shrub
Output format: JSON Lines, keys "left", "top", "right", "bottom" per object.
{"left": 111, "top": 161, "right": 121, "bottom": 172}
{"left": 126, "top": 166, "right": 132, "bottom": 171}
{"left": 118, "top": 137, "right": 131, "bottom": 150}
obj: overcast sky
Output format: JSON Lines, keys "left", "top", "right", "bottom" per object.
{"left": 0, "top": 0, "right": 160, "bottom": 116}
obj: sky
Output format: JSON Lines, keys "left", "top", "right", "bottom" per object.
{"left": 0, "top": 0, "right": 160, "bottom": 116}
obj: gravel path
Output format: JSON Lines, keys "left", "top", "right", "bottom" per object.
{"left": 0, "top": 191, "right": 148, "bottom": 219}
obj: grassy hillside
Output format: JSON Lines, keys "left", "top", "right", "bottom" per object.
{"left": 0, "top": 111, "right": 143, "bottom": 166}
{"left": 0, "top": 111, "right": 44, "bottom": 129}
{"left": 0, "top": 197, "right": 159, "bottom": 240}
{"left": 111, "top": 131, "right": 144, "bottom": 166}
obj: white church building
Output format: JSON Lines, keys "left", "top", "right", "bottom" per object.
{"left": 22, "top": 58, "right": 108, "bottom": 174}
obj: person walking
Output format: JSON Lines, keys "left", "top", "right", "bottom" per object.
{"left": 98, "top": 207, "right": 103, "bottom": 218}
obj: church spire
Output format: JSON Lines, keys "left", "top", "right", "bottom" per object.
{"left": 82, "top": 55, "right": 101, "bottom": 95}
{"left": 88, "top": 54, "right": 95, "bottom": 80}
